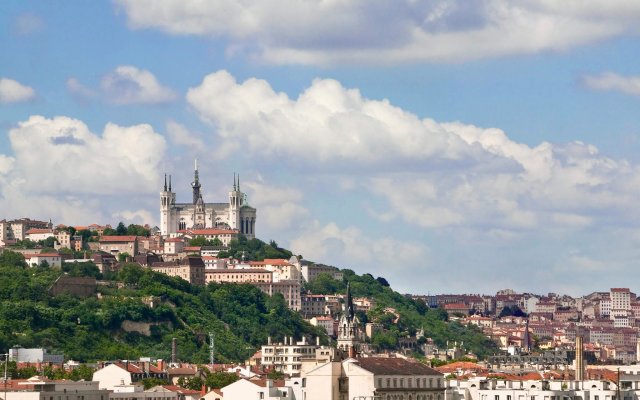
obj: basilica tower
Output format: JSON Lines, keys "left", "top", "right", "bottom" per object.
{"left": 160, "top": 174, "right": 176, "bottom": 236}
{"left": 228, "top": 173, "right": 242, "bottom": 231}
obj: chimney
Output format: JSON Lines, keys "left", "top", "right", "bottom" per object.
{"left": 157, "top": 359, "right": 165, "bottom": 371}
{"left": 575, "top": 335, "right": 584, "bottom": 381}
{"left": 316, "top": 337, "right": 320, "bottom": 346}
{"left": 171, "top": 338, "right": 177, "bottom": 364}
{"left": 268, "top": 336, "right": 272, "bottom": 345}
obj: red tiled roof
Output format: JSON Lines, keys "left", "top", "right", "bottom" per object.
{"left": 26, "top": 228, "right": 53, "bottom": 234}
{"left": 356, "top": 358, "right": 442, "bottom": 376}
{"left": 263, "top": 259, "right": 291, "bottom": 266}
{"left": 100, "top": 235, "right": 137, "bottom": 242}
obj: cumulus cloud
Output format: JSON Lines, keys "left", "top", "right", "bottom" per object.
{"left": 101, "top": 65, "right": 176, "bottom": 104}
{"left": 113, "top": 209, "right": 156, "bottom": 225}
{"left": 187, "top": 70, "right": 640, "bottom": 234}
{"left": 8, "top": 115, "right": 166, "bottom": 194}
{"left": 243, "top": 179, "right": 309, "bottom": 231}
{"left": 66, "top": 78, "right": 98, "bottom": 100}
{"left": 289, "top": 221, "right": 428, "bottom": 285}
{"left": 166, "top": 120, "right": 205, "bottom": 149}
{"left": 12, "top": 13, "right": 44, "bottom": 36}
{"left": 0, "top": 78, "right": 36, "bottom": 104}
{"left": 0, "top": 115, "right": 167, "bottom": 225}
{"left": 583, "top": 72, "right": 640, "bottom": 96}
{"left": 115, "top": 0, "right": 640, "bottom": 65}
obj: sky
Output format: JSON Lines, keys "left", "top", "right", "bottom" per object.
{"left": 1, "top": 1, "right": 640, "bottom": 296}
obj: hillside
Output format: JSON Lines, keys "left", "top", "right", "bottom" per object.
{"left": 307, "top": 269, "right": 499, "bottom": 359}
{"left": 0, "top": 251, "right": 325, "bottom": 363}
{"left": 0, "top": 245, "right": 497, "bottom": 363}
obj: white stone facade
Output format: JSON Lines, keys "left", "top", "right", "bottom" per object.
{"left": 160, "top": 165, "right": 256, "bottom": 239}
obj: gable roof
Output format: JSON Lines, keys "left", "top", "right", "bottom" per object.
{"left": 356, "top": 358, "right": 443, "bottom": 376}
{"left": 99, "top": 236, "right": 137, "bottom": 242}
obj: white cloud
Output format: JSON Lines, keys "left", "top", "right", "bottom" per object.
{"left": 187, "top": 70, "right": 640, "bottom": 234}
{"left": 243, "top": 180, "right": 309, "bottom": 231}
{"left": 583, "top": 72, "right": 640, "bottom": 96}
{"left": 115, "top": 0, "right": 640, "bottom": 65}
{"left": 101, "top": 65, "right": 176, "bottom": 104}
{"left": 66, "top": 78, "right": 98, "bottom": 100}
{"left": 289, "top": 221, "right": 428, "bottom": 290}
{"left": 0, "top": 78, "right": 36, "bottom": 104}
{"left": 113, "top": 209, "right": 155, "bottom": 225}
{"left": 0, "top": 115, "right": 167, "bottom": 226}
{"left": 8, "top": 115, "right": 166, "bottom": 194}
{"left": 166, "top": 120, "right": 205, "bottom": 149}
{"left": 12, "top": 13, "right": 44, "bottom": 36}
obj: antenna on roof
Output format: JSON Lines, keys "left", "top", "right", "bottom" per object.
{"left": 209, "top": 332, "right": 215, "bottom": 366}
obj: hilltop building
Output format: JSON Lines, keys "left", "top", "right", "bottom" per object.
{"left": 160, "top": 161, "right": 257, "bottom": 239}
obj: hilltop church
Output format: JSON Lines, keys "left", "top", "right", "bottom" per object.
{"left": 160, "top": 161, "right": 257, "bottom": 238}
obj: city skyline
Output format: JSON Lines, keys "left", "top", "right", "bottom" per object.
{"left": 1, "top": 1, "right": 640, "bottom": 295}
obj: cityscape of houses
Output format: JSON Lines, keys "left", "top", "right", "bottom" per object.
{"left": 2, "top": 174, "right": 640, "bottom": 399}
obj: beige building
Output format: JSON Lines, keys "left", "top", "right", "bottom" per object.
{"left": 205, "top": 268, "right": 273, "bottom": 284}
{"left": 255, "top": 280, "right": 301, "bottom": 310}
{"left": 99, "top": 235, "right": 138, "bottom": 255}
{"left": 305, "top": 358, "right": 445, "bottom": 400}
{"left": 151, "top": 256, "right": 206, "bottom": 285}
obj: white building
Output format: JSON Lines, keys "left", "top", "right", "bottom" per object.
{"left": 221, "top": 379, "right": 297, "bottom": 400}
{"left": 261, "top": 336, "right": 323, "bottom": 376}
{"left": 160, "top": 162, "right": 256, "bottom": 238}
{"left": 1, "top": 377, "right": 109, "bottom": 400}
{"left": 22, "top": 253, "right": 62, "bottom": 268}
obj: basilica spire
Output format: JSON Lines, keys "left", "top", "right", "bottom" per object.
{"left": 233, "top": 173, "right": 237, "bottom": 191}
{"left": 192, "top": 159, "right": 202, "bottom": 204}
{"left": 164, "top": 174, "right": 167, "bottom": 191}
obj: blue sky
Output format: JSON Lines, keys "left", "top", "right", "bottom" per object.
{"left": 1, "top": 1, "right": 640, "bottom": 295}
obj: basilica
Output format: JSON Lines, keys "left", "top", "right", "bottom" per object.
{"left": 159, "top": 161, "right": 257, "bottom": 238}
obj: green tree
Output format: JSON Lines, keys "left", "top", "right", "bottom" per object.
{"left": 0, "top": 250, "right": 27, "bottom": 268}
{"left": 116, "top": 222, "right": 127, "bottom": 235}
{"left": 267, "top": 369, "right": 285, "bottom": 380}
{"left": 205, "top": 371, "right": 239, "bottom": 389}
{"left": 118, "top": 252, "right": 131, "bottom": 262}
{"left": 141, "top": 377, "right": 170, "bottom": 389}
{"left": 118, "top": 263, "right": 144, "bottom": 285}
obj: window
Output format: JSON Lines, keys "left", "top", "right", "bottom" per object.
{"left": 496, "top": 396, "right": 500, "bottom": 400}
{"left": 379, "top": 378, "right": 383, "bottom": 387}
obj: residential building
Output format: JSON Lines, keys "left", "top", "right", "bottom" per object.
{"left": 92, "top": 362, "right": 168, "bottom": 390}
{"left": 99, "top": 235, "right": 138, "bottom": 255}
{"left": 261, "top": 336, "right": 321, "bottom": 376}
{"left": 151, "top": 256, "right": 206, "bottom": 285}
{"left": 25, "top": 228, "right": 54, "bottom": 242}
{"left": 23, "top": 253, "right": 62, "bottom": 268}
{"left": 8, "top": 347, "right": 63, "bottom": 363}
{"left": 301, "top": 294, "right": 328, "bottom": 317}
{"left": 0, "top": 377, "right": 109, "bottom": 400}
{"left": 205, "top": 268, "right": 273, "bottom": 284}
{"left": 309, "top": 316, "right": 336, "bottom": 336}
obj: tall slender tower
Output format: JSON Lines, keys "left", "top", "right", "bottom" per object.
{"left": 160, "top": 174, "right": 173, "bottom": 236}
{"left": 191, "top": 159, "right": 202, "bottom": 204}
{"left": 338, "top": 283, "right": 361, "bottom": 357}
{"left": 228, "top": 173, "right": 242, "bottom": 231}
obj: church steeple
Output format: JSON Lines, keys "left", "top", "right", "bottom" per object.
{"left": 164, "top": 174, "right": 167, "bottom": 192}
{"left": 192, "top": 159, "right": 202, "bottom": 204}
